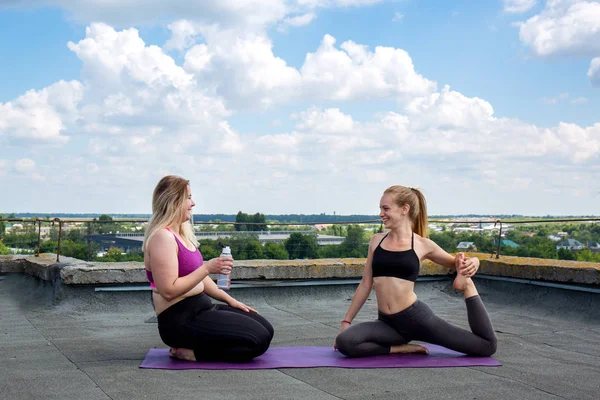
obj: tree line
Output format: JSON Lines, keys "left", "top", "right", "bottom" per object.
{"left": 2, "top": 211, "right": 599, "bottom": 263}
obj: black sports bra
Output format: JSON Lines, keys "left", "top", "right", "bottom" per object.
{"left": 371, "top": 232, "right": 420, "bottom": 282}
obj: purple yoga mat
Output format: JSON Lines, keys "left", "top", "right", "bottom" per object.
{"left": 140, "top": 345, "right": 501, "bottom": 370}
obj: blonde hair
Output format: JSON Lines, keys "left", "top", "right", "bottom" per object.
{"left": 143, "top": 175, "right": 198, "bottom": 252}
{"left": 383, "top": 185, "right": 429, "bottom": 238}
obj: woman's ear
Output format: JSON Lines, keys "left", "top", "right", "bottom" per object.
{"left": 402, "top": 203, "right": 410, "bottom": 215}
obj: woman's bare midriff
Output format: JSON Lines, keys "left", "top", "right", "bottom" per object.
{"left": 373, "top": 277, "right": 418, "bottom": 314}
{"left": 152, "top": 281, "right": 205, "bottom": 316}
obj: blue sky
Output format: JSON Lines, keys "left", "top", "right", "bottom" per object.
{"left": 0, "top": 0, "right": 599, "bottom": 215}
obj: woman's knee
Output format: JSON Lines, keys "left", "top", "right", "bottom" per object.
{"left": 471, "top": 339, "right": 497, "bottom": 357}
{"left": 335, "top": 331, "right": 359, "bottom": 357}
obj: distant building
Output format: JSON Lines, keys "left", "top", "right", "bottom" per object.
{"left": 556, "top": 239, "right": 584, "bottom": 251}
{"left": 457, "top": 242, "right": 477, "bottom": 251}
{"left": 428, "top": 224, "right": 443, "bottom": 232}
{"left": 501, "top": 239, "right": 520, "bottom": 248}
{"left": 585, "top": 242, "right": 600, "bottom": 253}
{"left": 547, "top": 235, "right": 562, "bottom": 242}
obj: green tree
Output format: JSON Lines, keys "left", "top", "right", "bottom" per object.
{"left": 0, "top": 240, "right": 11, "bottom": 255}
{"left": 285, "top": 233, "right": 318, "bottom": 259}
{"left": 570, "top": 248, "right": 600, "bottom": 262}
{"left": 228, "top": 234, "right": 263, "bottom": 260}
{"left": 2, "top": 232, "right": 38, "bottom": 249}
{"left": 235, "top": 211, "right": 267, "bottom": 232}
{"left": 264, "top": 242, "right": 289, "bottom": 260}
{"left": 557, "top": 248, "right": 575, "bottom": 260}
{"left": 235, "top": 211, "right": 249, "bottom": 231}
{"left": 199, "top": 239, "right": 221, "bottom": 260}
{"left": 430, "top": 231, "right": 457, "bottom": 253}
{"left": 340, "top": 225, "right": 368, "bottom": 257}
{"left": 0, "top": 214, "right": 5, "bottom": 239}
{"left": 93, "top": 215, "right": 117, "bottom": 234}
{"left": 60, "top": 240, "right": 89, "bottom": 260}
{"left": 250, "top": 213, "right": 267, "bottom": 231}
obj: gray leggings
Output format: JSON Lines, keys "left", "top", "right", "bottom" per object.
{"left": 336, "top": 296, "right": 497, "bottom": 357}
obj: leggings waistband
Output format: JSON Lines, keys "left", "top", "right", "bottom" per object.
{"left": 157, "top": 292, "right": 214, "bottom": 324}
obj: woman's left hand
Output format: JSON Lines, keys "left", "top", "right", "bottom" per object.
{"left": 459, "top": 257, "right": 479, "bottom": 277}
{"left": 229, "top": 299, "right": 257, "bottom": 313}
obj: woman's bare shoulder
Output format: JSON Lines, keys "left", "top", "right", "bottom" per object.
{"left": 369, "top": 232, "right": 386, "bottom": 246}
{"left": 147, "top": 229, "right": 175, "bottom": 250}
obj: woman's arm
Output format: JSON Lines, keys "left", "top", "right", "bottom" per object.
{"left": 423, "top": 238, "right": 479, "bottom": 277}
{"left": 341, "top": 234, "right": 377, "bottom": 324}
{"left": 202, "top": 277, "right": 257, "bottom": 312}
{"left": 148, "top": 230, "right": 231, "bottom": 301}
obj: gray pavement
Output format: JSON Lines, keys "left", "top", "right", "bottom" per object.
{"left": 1, "top": 274, "right": 599, "bottom": 400}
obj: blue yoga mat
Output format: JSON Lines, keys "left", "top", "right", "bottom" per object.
{"left": 140, "top": 344, "right": 501, "bottom": 370}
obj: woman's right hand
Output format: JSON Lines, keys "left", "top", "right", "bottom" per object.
{"left": 204, "top": 257, "right": 233, "bottom": 275}
{"left": 333, "top": 321, "right": 351, "bottom": 349}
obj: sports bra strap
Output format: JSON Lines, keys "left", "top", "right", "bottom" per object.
{"left": 411, "top": 232, "right": 414, "bottom": 249}
{"left": 378, "top": 232, "right": 390, "bottom": 247}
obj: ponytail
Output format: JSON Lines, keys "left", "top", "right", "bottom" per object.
{"left": 410, "top": 188, "right": 428, "bottom": 238}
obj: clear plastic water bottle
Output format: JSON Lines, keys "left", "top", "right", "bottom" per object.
{"left": 217, "top": 244, "right": 232, "bottom": 290}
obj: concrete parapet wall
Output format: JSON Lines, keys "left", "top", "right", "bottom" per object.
{"left": 1, "top": 253, "right": 599, "bottom": 286}
{"left": 477, "top": 254, "right": 600, "bottom": 285}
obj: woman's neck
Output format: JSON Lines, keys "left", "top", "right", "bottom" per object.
{"left": 388, "top": 221, "right": 413, "bottom": 241}
{"left": 166, "top": 223, "right": 182, "bottom": 235}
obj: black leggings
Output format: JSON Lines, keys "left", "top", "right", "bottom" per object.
{"left": 157, "top": 293, "right": 274, "bottom": 362}
{"left": 336, "top": 296, "right": 496, "bottom": 357}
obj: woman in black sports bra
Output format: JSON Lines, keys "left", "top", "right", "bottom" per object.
{"left": 334, "top": 185, "right": 497, "bottom": 358}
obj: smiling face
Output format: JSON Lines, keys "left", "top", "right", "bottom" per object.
{"left": 180, "top": 184, "right": 195, "bottom": 223}
{"left": 379, "top": 193, "right": 409, "bottom": 229}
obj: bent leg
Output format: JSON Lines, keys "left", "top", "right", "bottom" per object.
{"left": 194, "top": 306, "right": 274, "bottom": 361}
{"left": 214, "top": 304, "right": 274, "bottom": 341}
{"left": 413, "top": 298, "right": 497, "bottom": 357}
{"left": 336, "top": 320, "right": 408, "bottom": 358}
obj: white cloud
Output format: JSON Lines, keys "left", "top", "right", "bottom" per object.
{"left": 504, "top": 0, "right": 537, "bottom": 13}
{"left": 4, "top": 0, "right": 383, "bottom": 31}
{"left": 14, "top": 159, "right": 35, "bottom": 172}
{"left": 542, "top": 92, "right": 570, "bottom": 104}
{"left": 300, "top": 35, "right": 436, "bottom": 101}
{"left": 184, "top": 44, "right": 212, "bottom": 72}
{"left": 0, "top": 80, "right": 83, "bottom": 146}
{"left": 55, "top": 0, "right": 288, "bottom": 29}
{"left": 181, "top": 30, "right": 435, "bottom": 109}
{"left": 296, "top": 107, "right": 354, "bottom": 134}
{"left": 542, "top": 92, "right": 590, "bottom": 105}
{"left": 517, "top": 0, "right": 600, "bottom": 57}
{"left": 589, "top": 57, "right": 600, "bottom": 85}
{"left": 570, "top": 96, "right": 589, "bottom": 104}
{"left": 164, "top": 20, "right": 201, "bottom": 51}
{"left": 392, "top": 12, "right": 404, "bottom": 22}
{"left": 280, "top": 12, "right": 316, "bottom": 29}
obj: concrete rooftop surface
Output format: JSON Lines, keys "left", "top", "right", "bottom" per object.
{"left": 1, "top": 273, "right": 599, "bottom": 400}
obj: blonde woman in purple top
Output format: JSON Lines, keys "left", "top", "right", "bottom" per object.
{"left": 143, "top": 175, "right": 273, "bottom": 362}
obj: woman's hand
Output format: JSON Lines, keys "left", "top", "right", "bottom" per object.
{"left": 228, "top": 299, "right": 257, "bottom": 313}
{"left": 204, "top": 257, "right": 233, "bottom": 275}
{"left": 455, "top": 252, "right": 479, "bottom": 277}
{"left": 334, "top": 321, "right": 351, "bottom": 349}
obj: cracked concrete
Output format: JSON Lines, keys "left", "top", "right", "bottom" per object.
{"left": 1, "top": 274, "right": 599, "bottom": 400}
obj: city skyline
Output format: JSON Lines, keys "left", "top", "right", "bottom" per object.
{"left": 1, "top": 1, "right": 599, "bottom": 215}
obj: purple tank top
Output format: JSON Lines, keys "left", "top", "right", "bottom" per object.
{"left": 146, "top": 228, "right": 203, "bottom": 287}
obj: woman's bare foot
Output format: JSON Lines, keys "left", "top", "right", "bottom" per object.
{"left": 169, "top": 347, "right": 196, "bottom": 361}
{"left": 390, "top": 344, "right": 429, "bottom": 355}
{"left": 453, "top": 273, "right": 478, "bottom": 299}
